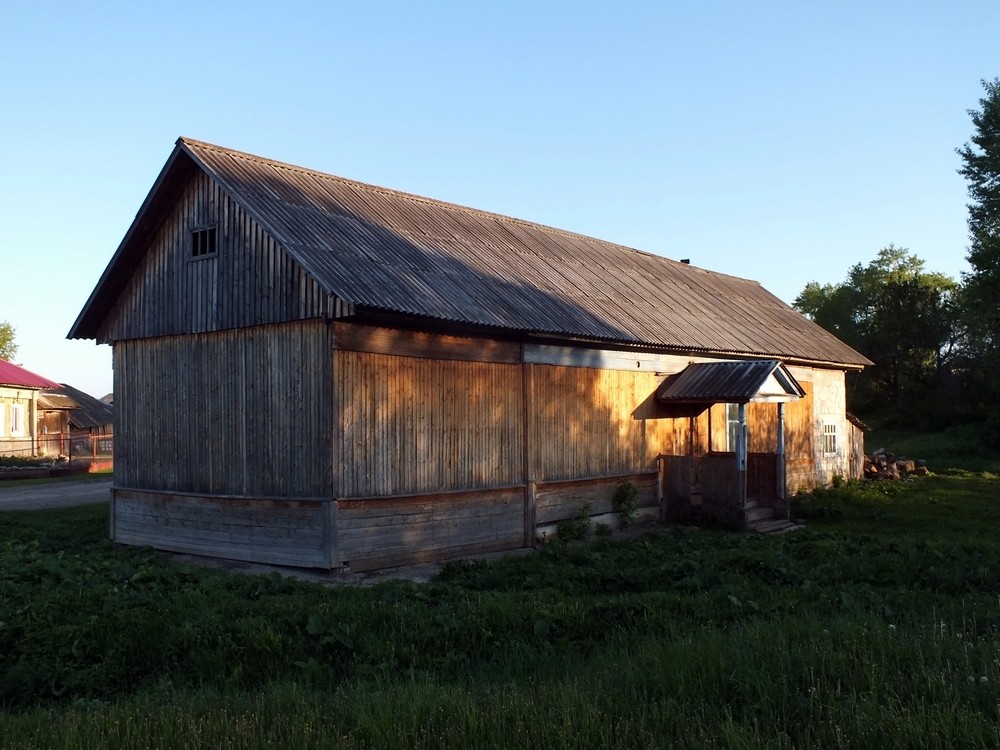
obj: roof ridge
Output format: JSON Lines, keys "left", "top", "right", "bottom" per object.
{"left": 178, "top": 137, "right": 750, "bottom": 280}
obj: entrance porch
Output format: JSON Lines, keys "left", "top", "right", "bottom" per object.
{"left": 654, "top": 359, "right": 805, "bottom": 530}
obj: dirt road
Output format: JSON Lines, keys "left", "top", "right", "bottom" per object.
{"left": 0, "top": 478, "right": 112, "bottom": 511}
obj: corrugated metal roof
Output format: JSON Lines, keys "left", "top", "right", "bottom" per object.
{"left": 37, "top": 392, "right": 78, "bottom": 410}
{"left": 0, "top": 359, "right": 60, "bottom": 390}
{"left": 70, "top": 138, "right": 873, "bottom": 368}
{"left": 52, "top": 383, "right": 114, "bottom": 430}
{"left": 656, "top": 360, "right": 805, "bottom": 404}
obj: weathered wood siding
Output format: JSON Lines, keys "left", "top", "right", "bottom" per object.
{"left": 337, "top": 487, "right": 523, "bottom": 571}
{"left": 36, "top": 411, "right": 70, "bottom": 457}
{"left": 700, "top": 455, "right": 741, "bottom": 525}
{"left": 96, "top": 171, "right": 333, "bottom": 344}
{"left": 784, "top": 379, "right": 816, "bottom": 491}
{"left": 113, "top": 489, "right": 328, "bottom": 567}
{"left": 529, "top": 365, "right": 683, "bottom": 481}
{"left": 534, "top": 472, "right": 658, "bottom": 524}
{"left": 114, "top": 320, "right": 331, "bottom": 497}
{"left": 660, "top": 455, "right": 693, "bottom": 521}
{"left": 335, "top": 349, "right": 524, "bottom": 498}
{"left": 848, "top": 420, "right": 865, "bottom": 479}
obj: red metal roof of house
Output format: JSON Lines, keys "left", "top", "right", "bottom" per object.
{"left": 0, "top": 359, "right": 61, "bottom": 389}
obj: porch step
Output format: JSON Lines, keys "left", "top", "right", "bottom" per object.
{"left": 748, "top": 518, "right": 804, "bottom": 535}
{"left": 744, "top": 504, "right": 776, "bottom": 523}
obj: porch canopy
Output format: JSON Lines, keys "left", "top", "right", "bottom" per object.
{"left": 656, "top": 360, "right": 805, "bottom": 518}
{"left": 655, "top": 359, "right": 804, "bottom": 407}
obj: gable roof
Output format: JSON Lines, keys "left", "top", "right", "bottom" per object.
{"left": 70, "top": 138, "right": 872, "bottom": 368}
{"left": 52, "top": 384, "right": 114, "bottom": 430}
{"left": 657, "top": 360, "right": 806, "bottom": 405}
{"left": 0, "top": 359, "right": 60, "bottom": 390}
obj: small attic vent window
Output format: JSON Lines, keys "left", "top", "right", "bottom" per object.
{"left": 191, "top": 226, "right": 217, "bottom": 258}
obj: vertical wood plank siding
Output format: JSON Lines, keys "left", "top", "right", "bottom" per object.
{"left": 114, "top": 320, "right": 331, "bottom": 497}
{"left": 335, "top": 350, "right": 523, "bottom": 498}
{"left": 529, "top": 365, "right": 684, "bottom": 482}
{"left": 96, "top": 172, "right": 330, "bottom": 344}
{"left": 783, "top": 382, "right": 815, "bottom": 491}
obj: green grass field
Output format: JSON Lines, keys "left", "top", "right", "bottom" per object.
{"left": 1, "top": 467, "right": 999, "bottom": 748}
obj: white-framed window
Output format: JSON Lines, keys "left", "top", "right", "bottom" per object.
{"left": 822, "top": 422, "right": 838, "bottom": 455}
{"left": 10, "top": 403, "right": 25, "bottom": 436}
{"left": 725, "top": 403, "right": 741, "bottom": 452}
{"left": 0, "top": 404, "right": 5, "bottom": 435}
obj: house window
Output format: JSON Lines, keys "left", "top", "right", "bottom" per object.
{"left": 191, "top": 225, "right": 218, "bottom": 258}
{"left": 0, "top": 404, "right": 5, "bottom": 435}
{"left": 822, "top": 422, "right": 838, "bottom": 455}
{"left": 725, "top": 403, "right": 741, "bottom": 452}
{"left": 10, "top": 403, "right": 25, "bottom": 436}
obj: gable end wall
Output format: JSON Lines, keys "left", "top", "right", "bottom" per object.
{"left": 96, "top": 171, "right": 332, "bottom": 343}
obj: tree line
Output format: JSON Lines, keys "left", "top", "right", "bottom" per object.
{"left": 794, "top": 78, "right": 1000, "bottom": 446}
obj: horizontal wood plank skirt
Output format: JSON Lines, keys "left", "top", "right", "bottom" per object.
{"left": 534, "top": 472, "right": 658, "bottom": 524}
{"left": 337, "top": 486, "right": 525, "bottom": 572}
{"left": 112, "top": 488, "right": 328, "bottom": 568}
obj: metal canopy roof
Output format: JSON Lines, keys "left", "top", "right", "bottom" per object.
{"left": 656, "top": 360, "right": 805, "bottom": 405}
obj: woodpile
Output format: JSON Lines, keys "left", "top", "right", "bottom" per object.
{"left": 864, "top": 448, "right": 929, "bottom": 480}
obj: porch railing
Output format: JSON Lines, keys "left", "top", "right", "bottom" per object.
{"left": 660, "top": 452, "right": 783, "bottom": 527}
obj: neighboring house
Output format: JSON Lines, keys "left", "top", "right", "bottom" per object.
{"left": 36, "top": 390, "right": 75, "bottom": 458}
{"left": 69, "top": 138, "right": 872, "bottom": 571}
{"left": 53, "top": 383, "right": 114, "bottom": 435}
{"left": 0, "top": 359, "right": 60, "bottom": 458}
{"left": 37, "top": 384, "right": 114, "bottom": 460}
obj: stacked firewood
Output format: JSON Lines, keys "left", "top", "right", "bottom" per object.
{"left": 864, "top": 448, "right": 929, "bottom": 479}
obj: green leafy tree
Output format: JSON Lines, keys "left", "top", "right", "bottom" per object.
{"left": 0, "top": 320, "right": 16, "bottom": 361}
{"left": 794, "top": 247, "right": 958, "bottom": 425}
{"left": 957, "top": 77, "right": 1000, "bottom": 442}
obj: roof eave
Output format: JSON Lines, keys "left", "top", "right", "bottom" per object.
{"left": 68, "top": 142, "right": 198, "bottom": 341}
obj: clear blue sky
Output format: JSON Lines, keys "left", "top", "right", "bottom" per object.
{"left": 2, "top": 1, "right": 997, "bottom": 398}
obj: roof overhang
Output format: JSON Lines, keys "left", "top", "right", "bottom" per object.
{"left": 0, "top": 359, "right": 61, "bottom": 390}
{"left": 37, "top": 392, "right": 79, "bottom": 411}
{"left": 656, "top": 360, "right": 805, "bottom": 406}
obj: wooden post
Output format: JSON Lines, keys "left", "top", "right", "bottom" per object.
{"left": 109, "top": 489, "right": 116, "bottom": 541}
{"left": 656, "top": 454, "right": 665, "bottom": 522}
{"left": 776, "top": 402, "right": 786, "bottom": 500}
{"left": 737, "top": 403, "right": 747, "bottom": 519}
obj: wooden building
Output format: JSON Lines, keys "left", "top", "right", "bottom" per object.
{"left": 37, "top": 384, "right": 114, "bottom": 464}
{"left": 0, "top": 359, "right": 60, "bottom": 458}
{"left": 51, "top": 383, "right": 114, "bottom": 436}
{"left": 70, "top": 138, "right": 871, "bottom": 571}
